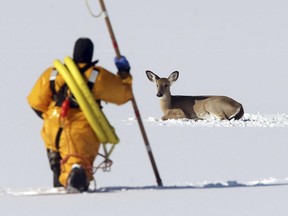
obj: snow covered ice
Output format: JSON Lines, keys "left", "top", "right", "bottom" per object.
{"left": 1, "top": 0, "right": 288, "bottom": 216}
{"left": 145, "top": 113, "right": 288, "bottom": 127}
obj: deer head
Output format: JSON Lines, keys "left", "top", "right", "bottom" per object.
{"left": 145, "top": 70, "right": 179, "bottom": 98}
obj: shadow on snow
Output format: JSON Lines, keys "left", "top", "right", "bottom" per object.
{"left": 95, "top": 180, "right": 288, "bottom": 193}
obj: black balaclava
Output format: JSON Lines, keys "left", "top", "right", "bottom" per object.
{"left": 73, "top": 38, "right": 94, "bottom": 63}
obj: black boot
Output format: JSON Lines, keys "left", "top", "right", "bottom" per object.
{"left": 52, "top": 167, "right": 62, "bottom": 187}
{"left": 67, "top": 164, "right": 89, "bottom": 193}
{"left": 47, "top": 149, "right": 63, "bottom": 187}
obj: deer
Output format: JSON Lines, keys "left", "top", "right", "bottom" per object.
{"left": 145, "top": 70, "right": 244, "bottom": 121}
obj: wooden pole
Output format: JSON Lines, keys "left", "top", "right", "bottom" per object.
{"left": 98, "top": 0, "right": 163, "bottom": 186}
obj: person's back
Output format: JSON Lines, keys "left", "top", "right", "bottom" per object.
{"left": 27, "top": 38, "right": 132, "bottom": 192}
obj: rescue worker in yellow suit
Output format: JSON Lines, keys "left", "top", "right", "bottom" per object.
{"left": 27, "top": 38, "right": 133, "bottom": 192}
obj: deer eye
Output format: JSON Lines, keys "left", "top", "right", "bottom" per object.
{"left": 164, "top": 84, "right": 168, "bottom": 87}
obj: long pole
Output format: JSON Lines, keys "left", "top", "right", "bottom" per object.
{"left": 98, "top": 0, "right": 163, "bottom": 187}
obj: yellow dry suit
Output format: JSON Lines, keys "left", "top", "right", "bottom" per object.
{"left": 27, "top": 64, "right": 133, "bottom": 187}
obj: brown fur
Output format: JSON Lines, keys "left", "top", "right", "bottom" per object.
{"left": 146, "top": 70, "right": 244, "bottom": 120}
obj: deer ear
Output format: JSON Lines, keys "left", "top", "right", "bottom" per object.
{"left": 146, "top": 70, "right": 160, "bottom": 83}
{"left": 168, "top": 71, "right": 179, "bottom": 84}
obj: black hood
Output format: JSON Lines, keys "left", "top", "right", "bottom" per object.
{"left": 73, "top": 38, "right": 94, "bottom": 63}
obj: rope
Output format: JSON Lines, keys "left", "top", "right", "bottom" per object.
{"left": 93, "top": 158, "right": 113, "bottom": 173}
{"left": 85, "top": 0, "right": 103, "bottom": 18}
{"left": 94, "top": 151, "right": 113, "bottom": 173}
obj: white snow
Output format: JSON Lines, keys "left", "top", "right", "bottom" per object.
{"left": 1, "top": 0, "right": 288, "bottom": 215}
{"left": 145, "top": 113, "right": 288, "bottom": 127}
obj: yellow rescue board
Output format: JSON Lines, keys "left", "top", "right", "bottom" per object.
{"left": 53, "top": 59, "right": 108, "bottom": 144}
{"left": 64, "top": 56, "right": 119, "bottom": 144}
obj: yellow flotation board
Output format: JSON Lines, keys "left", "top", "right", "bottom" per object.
{"left": 64, "top": 56, "right": 119, "bottom": 144}
{"left": 53, "top": 59, "right": 113, "bottom": 144}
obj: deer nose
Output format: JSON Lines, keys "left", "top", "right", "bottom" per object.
{"left": 157, "top": 93, "right": 163, "bottom": 97}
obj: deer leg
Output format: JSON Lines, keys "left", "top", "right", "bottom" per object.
{"left": 162, "top": 109, "right": 187, "bottom": 120}
{"left": 204, "top": 106, "right": 228, "bottom": 120}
